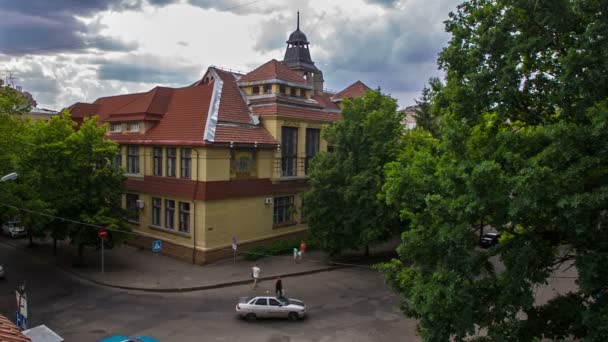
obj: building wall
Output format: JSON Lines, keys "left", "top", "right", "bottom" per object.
{"left": 203, "top": 195, "right": 307, "bottom": 251}
{"left": 113, "top": 106, "right": 333, "bottom": 263}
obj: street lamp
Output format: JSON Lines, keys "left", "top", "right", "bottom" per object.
{"left": 0, "top": 172, "right": 18, "bottom": 182}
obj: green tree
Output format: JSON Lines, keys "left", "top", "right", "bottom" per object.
{"left": 414, "top": 78, "right": 442, "bottom": 137}
{"left": 303, "top": 90, "right": 405, "bottom": 256}
{"left": 0, "top": 86, "right": 31, "bottom": 224}
{"left": 20, "top": 112, "right": 129, "bottom": 262}
{"left": 380, "top": 0, "right": 608, "bottom": 341}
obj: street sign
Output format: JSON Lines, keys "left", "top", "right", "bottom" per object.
{"left": 152, "top": 240, "right": 162, "bottom": 253}
{"left": 16, "top": 311, "right": 27, "bottom": 330}
{"left": 98, "top": 228, "right": 108, "bottom": 239}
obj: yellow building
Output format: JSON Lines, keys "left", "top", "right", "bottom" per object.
{"left": 68, "top": 16, "right": 370, "bottom": 264}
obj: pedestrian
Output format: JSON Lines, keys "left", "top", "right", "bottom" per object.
{"left": 293, "top": 247, "right": 299, "bottom": 263}
{"left": 299, "top": 240, "right": 307, "bottom": 261}
{"left": 252, "top": 263, "right": 261, "bottom": 289}
{"left": 275, "top": 277, "right": 283, "bottom": 298}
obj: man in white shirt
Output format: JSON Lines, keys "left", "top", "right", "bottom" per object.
{"left": 252, "top": 263, "right": 261, "bottom": 289}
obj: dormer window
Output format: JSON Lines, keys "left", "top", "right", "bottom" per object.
{"left": 110, "top": 123, "right": 122, "bottom": 133}
{"left": 252, "top": 86, "right": 260, "bottom": 95}
{"left": 279, "top": 85, "right": 286, "bottom": 94}
{"left": 263, "top": 84, "right": 272, "bottom": 94}
{"left": 127, "top": 122, "right": 140, "bottom": 133}
{"left": 290, "top": 88, "right": 297, "bottom": 97}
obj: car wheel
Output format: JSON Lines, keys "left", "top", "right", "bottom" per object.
{"left": 288, "top": 312, "right": 299, "bottom": 321}
{"left": 245, "top": 313, "right": 257, "bottom": 322}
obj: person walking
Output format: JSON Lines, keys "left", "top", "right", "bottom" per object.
{"left": 299, "top": 240, "right": 307, "bottom": 261}
{"left": 252, "top": 263, "right": 261, "bottom": 289}
{"left": 275, "top": 277, "right": 283, "bottom": 298}
{"left": 293, "top": 247, "right": 299, "bottom": 263}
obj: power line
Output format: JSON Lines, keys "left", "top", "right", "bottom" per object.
{"left": 0, "top": 201, "right": 375, "bottom": 269}
{"left": 220, "top": 0, "right": 263, "bottom": 12}
{"left": 0, "top": 201, "right": 584, "bottom": 276}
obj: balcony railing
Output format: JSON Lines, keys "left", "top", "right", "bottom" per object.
{"left": 273, "top": 156, "right": 319, "bottom": 179}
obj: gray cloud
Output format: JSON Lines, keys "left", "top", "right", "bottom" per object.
{"left": 252, "top": 15, "right": 291, "bottom": 53}
{"left": 365, "top": 0, "right": 401, "bottom": 7}
{"left": 0, "top": 0, "right": 173, "bottom": 55}
{"left": 96, "top": 54, "right": 202, "bottom": 84}
{"left": 186, "top": 0, "right": 309, "bottom": 15}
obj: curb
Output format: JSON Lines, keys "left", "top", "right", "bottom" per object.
{"left": 0, "top": 239, "right": 347, "bottom": 293}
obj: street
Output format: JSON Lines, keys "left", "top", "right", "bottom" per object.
{"left": 0, "top": 243, "right": 419, "bottom": 341}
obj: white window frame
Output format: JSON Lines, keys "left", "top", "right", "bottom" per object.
{"left": 127, "top": 122, "right": 140, "bottom": 133}
{"left": 110, "top": 123, "right": 122, "bottom": 133}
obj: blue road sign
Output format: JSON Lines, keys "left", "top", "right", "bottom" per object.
{"left": 16, "top": 311, "right": 27, "bottom": 330}
{"left": 152, "top": 240, "right": 162, "bottom": 253}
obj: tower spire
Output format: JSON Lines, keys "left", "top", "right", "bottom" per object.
{"left": 297, "top": 11, "right": 300, "bottom": 30}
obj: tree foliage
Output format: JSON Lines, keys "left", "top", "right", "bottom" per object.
{"left": 0, "top": 85, "right": 130, "bottom": 263}
{"left": 19, "top": 112, "right": 130, "bottom": 261}
{"left": 303, "top": 90, "right": 405, "bottom": 255}
{"left": 414, "top": 78, "right": 442, "bottom": 137}
{"left": 380, "top": 1, "right": 608, "bottom": 341}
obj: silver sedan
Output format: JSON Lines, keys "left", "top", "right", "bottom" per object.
{"left": 236, "top": 296, "right": 306, "bottom": 321}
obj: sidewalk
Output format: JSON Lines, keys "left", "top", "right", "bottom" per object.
{"left": 0, "top": 236, "right": 342, "bottom": 292}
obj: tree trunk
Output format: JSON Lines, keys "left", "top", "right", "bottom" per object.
{"left": 73, "top": 243, "right": 86, "bottom": 268}
{"left": 53, "top": 237, "right": 57, "bottom": 256}
{"left": 28, "top": 232, "right": 34, "bottom": 247}
{"left": 364, "top": 244, "right": 370, "bottom": 257}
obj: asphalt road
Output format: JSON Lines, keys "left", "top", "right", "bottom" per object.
{"left": 0, "top": 242, "right": 419, "bottom": 342}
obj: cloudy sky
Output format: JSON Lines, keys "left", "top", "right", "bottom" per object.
{"left": 0, "top": 0, "right": 463, "bottom": 110}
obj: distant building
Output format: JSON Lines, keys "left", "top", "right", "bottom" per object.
{"left": 67, "top": 13, "right": 372, "bottom": 264}
{"left": 28, "top": 107, "right": 59, "bottom": 121}
{"left": 401, "top": 105, "right": 418, "bottom": 130}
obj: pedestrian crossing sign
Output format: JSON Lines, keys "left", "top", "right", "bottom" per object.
{"left": 152, "top": 240, "right": 162, "bottom": 253}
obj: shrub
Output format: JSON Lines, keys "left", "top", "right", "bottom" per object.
{"left": 243, "top": 238, "right": 314, "bottom": 261}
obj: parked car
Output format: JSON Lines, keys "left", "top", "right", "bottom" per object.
{"left": 236, "top": 296, "right": 306, "bottom": 321}
{"left": 0, "top": 265, "right": 4, "bottom": 279}
{"left": 1, "top": 221, "right": 26, "bottom": 238}
{"left": 480, "top": 232, "right": 501, "bottom": 248}
{"left": 97, "top": 335, "right": 159, "bottom": 342}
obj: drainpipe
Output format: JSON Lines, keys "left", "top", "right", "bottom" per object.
{"left": 192, "top": 147, "right": 201, "bottom": 264}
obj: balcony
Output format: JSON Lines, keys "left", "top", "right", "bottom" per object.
{"left": 273, "top": 157, "right": 315, "bottom": 179}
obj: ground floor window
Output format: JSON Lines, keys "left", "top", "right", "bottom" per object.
{"left": 273, "top": 196, "right": 294, "bottom": 225}
{"left": 165, "top": 199, "right": 175, "bottom": 229}
{"left": 126, "top": 193, "right": 139, "bottom": 223}
{"left": 179, "top": 202, "right": 190, "bottom": 233}
{"left": 152, "top": 197, "right": 161, "bottom": 226}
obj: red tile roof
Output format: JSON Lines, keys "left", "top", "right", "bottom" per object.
{"left": 312, "top": 92, "right": 341, "bottom": 110}
{"left": 111, "top": 86, "right": 173, "bottom": 116}
{"left": 67, "top": 102, "right": 101, "bottom": 119}
{"left": 0, "top": 315, "right": 31, "bottom": 342}
{"left": 240, "top": 59, "right": 307, "bottom": 85}
{"left": 214, "top": 69, "right": 253, "bottom": 124}
{"left": 214, "top": 124, "right": 277, "bottom": 145}
{"left": 67, "top": 67, "right": 277, "bottom": 147}
{"left": 332, "top": 80, "right": 370, "bottom": 101}
{"left": 140, "top": 84, "right": 212, "bottom": 141}
{"left": 252, "top": 104, "right": 340, "bottom": 122}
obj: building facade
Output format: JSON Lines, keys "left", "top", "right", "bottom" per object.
{"left": 68, "top": 17, "right": 370, "bottom": 264}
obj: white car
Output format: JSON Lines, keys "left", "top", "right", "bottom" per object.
{"left": 236, "top": 296, "right": 306, "bottom": 321}
{"left": 1, "top": 221, "right": 26, "bottom": 238}
{"left": 0, "top": 265, "right": 4, "bottom": 279}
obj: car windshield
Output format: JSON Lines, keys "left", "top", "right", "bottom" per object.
{"left": 277, "top": 297, "right": 304, "bottom": 307}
